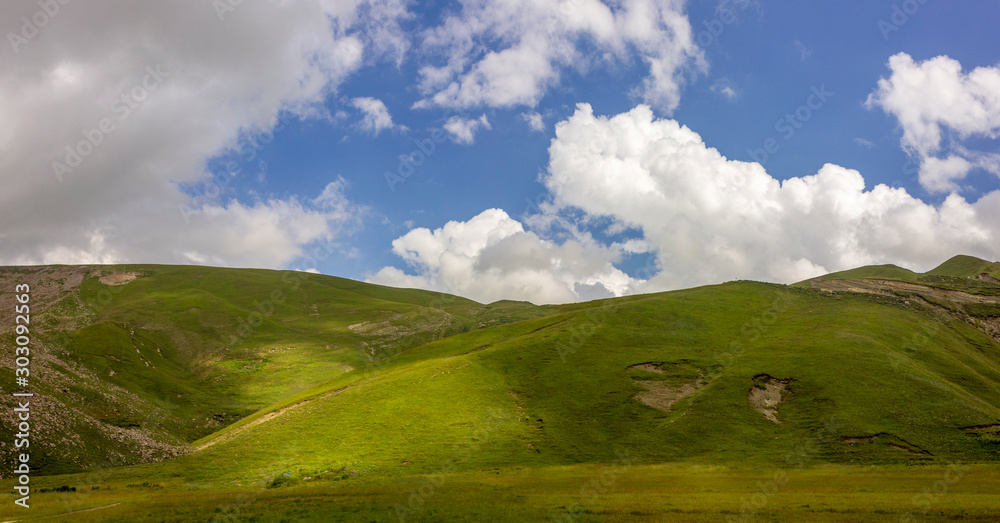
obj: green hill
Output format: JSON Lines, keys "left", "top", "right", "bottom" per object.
{"left": 800, "top": 255, "right": 1000, "bottom": 283}
{"left": 797, "top": 263, "right": 920, "bottom": 285}
{"left": 0, "top": 265, "right": 550, "bottom": 475}
{"left": 1, "top": 262, "right": 1000, "bottom": 520}
{"left": 926, "top": 255, "right": 1000, "bottom": 279}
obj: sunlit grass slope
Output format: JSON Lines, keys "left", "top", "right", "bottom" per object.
{"left": 0, "top": 264, "right": 550, "bottom": 474}
{"left": 149, "top": 281, "right": 1000, "bottom": 487}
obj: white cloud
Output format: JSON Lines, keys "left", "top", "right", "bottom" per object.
{"left": 414, "top": 0, "right": 704, "bottom": 113}
{"left": 866, "top": 53, "right": 1000, "bottom": 193}
{"left": 373, "top": 104, "right": 1000, "bottom": 303}
{"left": 522, "top": 111, "right": 546, "bottom": 132}
{"left": 854, "top": 137, "right": 876, "bottom": 149}
{"left": 351, "top": 96, "right": 398, "bottom": 135}
{"left": 710, "top": 80, "right": 737, "bottom": 101}
{"left": 0, "top": 1, "right": 391, "bottom": 267}
{"left": 919, "top": 156, "right": 973, "bottom": 194}
{"left": 370, "top": 104, "right": 1000, "bottom": 303}
{"left": 542, "top": 104, "right": 1000, "bottom": 291}
{"left": 368, "top": 208, "right": 632, "bottom": 304}
{"left": 443, "top": 114, "right": 491, "bottom": 144}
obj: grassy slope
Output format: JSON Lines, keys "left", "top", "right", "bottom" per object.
{"left": 0, "top": 262, "right": 1000, "bottom": 520}
{"left": 802, "top": 264, "right": 920, "bottom": 284}
{"left": 0, "top": 265, "right": 551, "bottom": 475}
{"left": 802, "top": 255, "right": 1000, "bottom": 284}
{"left": 90, "top": 282, "right": 1000, "bottom": 489}
{"left": 926, "top": 255, "right": 1000, "bottom": 279}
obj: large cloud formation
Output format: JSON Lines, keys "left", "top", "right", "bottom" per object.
{"left": 866, "top": 53, "right": 1000, "bottom": 194}
{"left": 374, "top": 104, "right": 1000, "bottom": 303}
{"left": 369, "top": 208, "right": 632, "bottom": 304}
{"left": 0, "top": 1, "right": 391, "bottom": 266}
{"left": 414, "top": 0, "right": 704, "bottom": 112}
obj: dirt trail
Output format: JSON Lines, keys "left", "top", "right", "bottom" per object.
{"left": 193, "top": 386, "right": 351, "bottom": 452}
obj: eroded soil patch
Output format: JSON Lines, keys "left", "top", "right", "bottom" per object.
{"left": 748, "top": 375, "right": 790, "bottom": 423}
{"left": 634, "top": 380, "right": 699, "bottom": 413}
{"left": 99, "top": 271, "right": 140, "bottom": 286}
{"left": 629, "top": 362, "right": 704, "bottom": 413}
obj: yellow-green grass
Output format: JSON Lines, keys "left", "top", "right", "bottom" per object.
{"left": 2, "top": 464, "right": 999, "bottom": 522}
{"left": 2, "top": 262, "right": 1000, "bottom": 520}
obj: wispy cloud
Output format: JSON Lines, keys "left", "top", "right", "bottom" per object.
{"left": 351, "top": 97, "right": 404, "bottom": 135}
{"left": 443, "top": 114, "right": 491, "bottom": 145}
{"left": 522, "top": 112, "right": 545, "bottom": 132}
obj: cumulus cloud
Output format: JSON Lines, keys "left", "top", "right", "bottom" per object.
{"left": 866, "top": 53, "right": 1000, "bottom": 193}
{"left": 368, "top": 209, "right": 632, "bottom": 304}
{"left": 919, "top": 156, "right": 974, "bottom": 194}
{"left": 413, "top": 0, "right": 704, "bottom": 112}
{"left": 376, "top": 104, "right": 1000, "bottom": 304}
{"left": 443, "top": 114, "right": 491, "bottom": 144}
{"left": 351, "top": 97, "right": 398, "bottom": 135}
{"left": 543, "top": 104, "right": 1000, "bottom": 290}
{"left": 0, "top": 1, "right": 389, "bottom": 267}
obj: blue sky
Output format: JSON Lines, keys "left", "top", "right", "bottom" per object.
{"left": 4, "top": 1, "right": 1000, "bottom": 303}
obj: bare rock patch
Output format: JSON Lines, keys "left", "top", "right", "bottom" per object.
{"left": 748, "top": 375, "right": 790, "bottom": 423}
{"left": 99, "top": 271, "right": 139, "bottom": 286}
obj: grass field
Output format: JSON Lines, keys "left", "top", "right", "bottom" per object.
{"left": 2, "top": 464, "right": 999, "bottom": 522}
{"left": 1, "top": 258, "right": 999, "bottom": 520}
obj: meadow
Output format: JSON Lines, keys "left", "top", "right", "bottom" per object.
{"left": 1, "top": 256, "right": 999, "bottom": 520}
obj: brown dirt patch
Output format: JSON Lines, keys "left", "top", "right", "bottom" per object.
{"left": 748, "top": 376, "right": 789, "bottom": 423}
{"left": 811, "top": 278, "right": 1000, "bottom": 304}
{"left": 634, "top": 380, "right": 698, "bottom": 413}
{"left": 99, "top": 271, "right": 139, "bottom": 286}
{"left": 978, "top": 273, "right": 1000, "bottom": 284}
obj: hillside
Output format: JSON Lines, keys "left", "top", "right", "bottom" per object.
{"left": 0, "top": 265, "right": 549, "bottom": 475}
{"left": 1, "top": 259, "right": 1000, "bottom": 520}
{"left": 801, "top": 254, "right": 1000, "bottom": 292}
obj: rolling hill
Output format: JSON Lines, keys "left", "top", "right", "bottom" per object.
{"left": 1, "top": 256, "right": 999, "bottom": 520}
